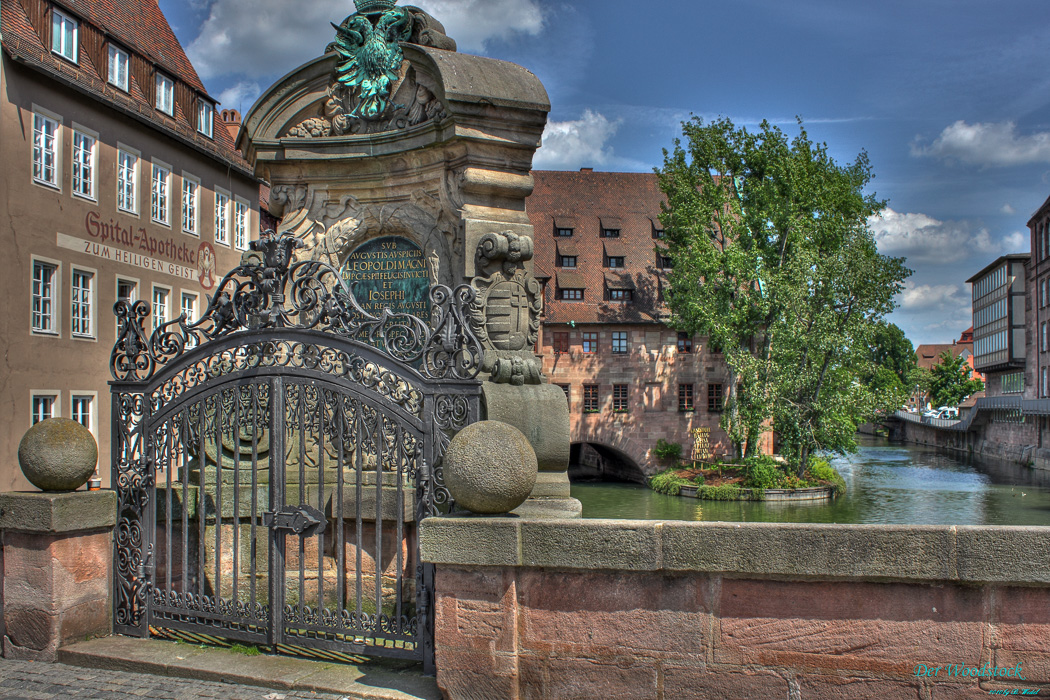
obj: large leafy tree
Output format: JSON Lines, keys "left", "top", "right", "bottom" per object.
{"left": 929, "top": 351, "right": 984, "bottom": 407}
{"left": 868, "top": 322, "right": 916, "bottom": 383}
{"left": 657, "top": 117, "right": 911, "bottom": 473}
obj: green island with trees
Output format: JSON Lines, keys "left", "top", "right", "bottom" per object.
{"left": 650, "top": 116, "right": 914, "bottom": 498}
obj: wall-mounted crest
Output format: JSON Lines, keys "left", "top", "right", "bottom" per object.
{"left": 331, "top": 2, "right": 413, "bottom": 121}
{"left": 469, "top": 232, "right": 543, "bottom": 385}
{"left": 286, "top": 4, "right": 453, "bottom": 138}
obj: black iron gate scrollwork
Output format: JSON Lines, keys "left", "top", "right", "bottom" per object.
{"left": 110, "top": 231, "right": 481, "bottom": 671}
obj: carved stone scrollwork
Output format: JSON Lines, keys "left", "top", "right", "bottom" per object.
{"left": 469, "top": 232, "right": 543, "bottom": 385}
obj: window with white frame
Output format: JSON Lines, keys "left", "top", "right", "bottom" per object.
{"left": 70, "top": 268, "right": 94, "bottom": 338}
{"left": 71, "top": 395, "right": 93, "bottom": 431}
{"left": 32, "top": 260, "right": 58, "bottom": 333}
{"left": 32, "top": 394, "right": 57, "bottom": 425}
{"left": 156, "top": 73, "right": 175, "bottom": 115}
{"left": 197, "top": 100, "right": 214, "bottom": 138}
{"left": 181, "top": 292, "right": 198, "bottom": 322}
{"left": 182, "top": 177, "right": 199, "bottom": 235}
{"left": 51, "top": 9, "right": 78, "bottom": 63}
{"left": 117, "top": 149, "right": 138, "bottom": 213}
{"left": 72, "top": 130, "right": 96, "bottom": 199}
{"left": 234, "top": 199, "right": 250, "bottom": 250}
{"left": 32, "top": 113, "right": 59, "bottom": 187}
{"left": 152, "top": 162, "right": 170, "bottom": 225}
{"left": 215, "top": 192, "right": 230, "bottom": 246}
{"left": 117, "top": 278, "right": 137, "bottom": 305}
{"left": 181, "top": 292, "right": 199, "bottom": 347}
{"left": 108, "top": 45, "right": 129, "bottom": 91}
{"left": 152, "top": 287, "right": 169, "bottom": 330}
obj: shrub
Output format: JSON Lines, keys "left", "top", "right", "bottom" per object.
{"left": 648, "top": 468, "right": 692, "bottom": 496}
{"left": 696, "top": 484, "right": 747, "bottom": 501}
{"left": 806, "top": 457, "right": 847, "bottom": 496}
{"left": 652, "top": 439, "right": 683, "bottom": 461}
{"left": 744, "top": 460, "right": 784, "bottom": 490}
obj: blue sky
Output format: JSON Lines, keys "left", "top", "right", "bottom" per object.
{"left": 158, "top": 0, "right": 1050, "bottom": 346}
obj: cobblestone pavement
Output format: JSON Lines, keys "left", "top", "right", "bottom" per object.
{"left": 0, "top": 658, "right": 349, "bottom": 700}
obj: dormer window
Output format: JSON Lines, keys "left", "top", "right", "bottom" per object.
{"left": 609, "top": 289, "right": 633, "bottom": 302}
{"left": 108, "top": 45, "right": 129, "bottom": 91}
{"left": 556, "top": 228, "right": 574, "bottom": 237}
{"left": 156, "top": 74, "right": 175, "bottom": 115}
{"left": 606, "top": 256, "right": 625, "bottom": 269}
{"left": 659, "top": 255, "right": 673, "bottom": 269}
{"left": 197, "top": 100, "right": 214, "bottom": 138}
{"left": 558, "top": 255, "right": 577, "bottom": 268}
{"left": 51, "top": 8, "right": 78, "bottom": 63}
{"left": 601, "top": 228, "right": 621, "bottom": 238}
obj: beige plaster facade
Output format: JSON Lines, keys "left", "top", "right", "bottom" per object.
{"left": 0, "top": 49, "right": 258, "bottom": 491}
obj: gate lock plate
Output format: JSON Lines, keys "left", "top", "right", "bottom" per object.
{"left": 263, "top": 504, "right": 327, "bottom": 537}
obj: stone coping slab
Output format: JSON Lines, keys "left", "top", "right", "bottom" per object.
{"left": 58, "top": 637, "right": 441, "bottom": 700}
{"left": 0, "top": 490, "right": 116, "bottom": 533}
{"left": 419, "top": 518, "right": 1050, "bottom": 586}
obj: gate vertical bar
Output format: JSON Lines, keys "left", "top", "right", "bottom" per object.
{"left": 269, "top": 376, "right": 286, "bottom": 648}
{"left": 419, "top": 395, "right": 436, "bottom": 675}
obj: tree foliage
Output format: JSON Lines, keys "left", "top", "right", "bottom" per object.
{"left": 929, "top": 351, "right": 984, "bottom": 407}
{"left": 657, "top": 117, "right": 911, "bottom": 473}
{"left": 868, "top": 322, "right": 916, "bottom": 382}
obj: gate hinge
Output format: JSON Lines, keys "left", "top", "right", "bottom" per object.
{"left": 263, "top": 504, "right": 326, "bottom": 536}
{"left": 135, "top": 551, "right": 154, "bottom": 595}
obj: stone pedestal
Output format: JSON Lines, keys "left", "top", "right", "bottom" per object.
{"left": 0, "top": 491, "right": 116, "bottom": 661}
{"left": 482, "top": 382, "right": 582, "bottom": 518}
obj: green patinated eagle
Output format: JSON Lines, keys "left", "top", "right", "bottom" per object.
{"left": 331, "top": 8, "right": 413, "bottom": 120}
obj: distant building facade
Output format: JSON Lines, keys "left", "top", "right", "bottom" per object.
{"left": 912, "top": 327, "right": 980, "bottom": 410}
{"left": 0, "top": 0, "right": 260, "bottom": 490}
{"left": 526, "top": 169, "right": 761, "bottom": 481}
{"left": 968, "top": 255, "right": 1029, "bottom": 402}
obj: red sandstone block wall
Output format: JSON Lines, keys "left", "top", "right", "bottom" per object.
{"left": 2, "top": 530, "right": 112, "bottom": 660}
{"left": 434, "top": 566, "right": 1050, "bottom": 700}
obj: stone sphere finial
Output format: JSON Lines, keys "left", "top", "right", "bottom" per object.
{"left": 18, "top": 418, "right": 98, "bottom": 492}
{"left": 443, "top": 421, "right": 538, "bottom": 515}
{"left": 354, "top": 0, "right": 397, "bottom": 15}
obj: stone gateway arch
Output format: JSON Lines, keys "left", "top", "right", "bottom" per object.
{"left": 110, "top": 0, "right": 577, "bottom": 674}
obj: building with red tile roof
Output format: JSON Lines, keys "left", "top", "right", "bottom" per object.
{"left": 526, "top": 169, "right": 759, "bottom": 480}
{"left": 0, "top": 0, "right": 261, "bottom": 491}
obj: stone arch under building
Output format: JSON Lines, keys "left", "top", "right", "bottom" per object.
{"left": 568, "top": 442, "right": 648, "bottom": 484}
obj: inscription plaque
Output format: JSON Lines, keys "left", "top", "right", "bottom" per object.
{"left": 341, "top": 236, "right": 430, "bottom": 320}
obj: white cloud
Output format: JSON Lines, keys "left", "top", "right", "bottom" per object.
{"left": 899, "top": 282, "right": 964, "bottom": 311}
{"left": 870, "top": 208, "right": 1025, "bottom": 264}
{"left": 188, "top": 0, "right": 544, "bottom": 81}
{"left": 533, "top": 110, "right": 620, "bottom": 170}
{"left": 217, "top": 81, "right": 261, "bottom": 112}
{"left": 411, "top": 0, "right": 544, "bottom": 52}
{"left": 1001, "top": 203, "right": 1016, "bottom": 215}
{"left": 894, "top": 281, "right": 973, "bottom": 340}
{"left": 912, "top": 120, "right": 1050, "bottom": 167}
{"left": 1003, "top": 231, "right": 1028, "bottom": 250}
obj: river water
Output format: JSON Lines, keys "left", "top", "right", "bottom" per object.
{"left": 570, "top": 436, "right": 1050, "bottom": 526}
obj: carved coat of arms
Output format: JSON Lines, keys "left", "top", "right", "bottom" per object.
{"left": 470, "top": 232, "right": 543, "bottom": 385}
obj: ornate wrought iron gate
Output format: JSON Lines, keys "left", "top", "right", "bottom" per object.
{"left": 110, "top": 232, "right": 481, "bottom": 671}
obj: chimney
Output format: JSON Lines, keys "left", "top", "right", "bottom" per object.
{"left": 221, "top": 109, "right": 242, "bottom": 141}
